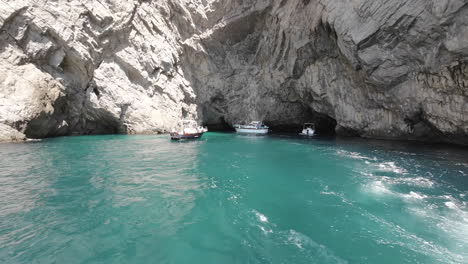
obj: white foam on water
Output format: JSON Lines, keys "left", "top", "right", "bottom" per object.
{"left": 397, "top": 177, "right": 433, "bottom": 188}
{"left": 250, "top": 210, "right": 276, "bottom": 237}
{"left": 365, "top": 174, "right": 434, "bottom": 188}
{"left": 248, "top": 210, "right": 348, "bottom": 263}
{"left": 399, "top": 177, "right": 434, "bottom": 188}
{"left": 287, "top": 230, "right": 304, "bottom": 249}
{"left": 359, "top": 171, "right": 374, "bottom": 177}
{"left": 253, "top": 210, "right": 268, "bottom": 223}
{"left": 356, "top": 155, "right": 468, "bottom": 262}
{"left": 445, "top": 201, "right": 458, "bottom": 210}
{"left": 366, "top": 181, "right": 428, "bottom": 202}
{"left": 320, "top": 186, "right": 338, "bottom": 196}
{"left": 367, "top": 180, "right": 393, "bottom": 195}
{"left": 257, "top": 225, "right": 273, "bottom": 235}
{"left": 210, "top": 178, "right": 217, "bottom": 189}
{"left": 438, "top": 195, "right": 467, "bottom": 211}
{"left": 283, "top": 230, "right": 348, "bottom": 264}
{"left": 320, "top": 191, "right": 339, "bottom": 196}
{"left": 376, "top": 162, "right": 407, "bottom": 174}
{"left": 401, "top": 191, "right": 427, "bottom": 200}
{"left": 320, "top": 189, "right": 353, "bottom": 205}
{"left": 409, "top": 200, "right": 468, "bottom": 261}
{"left": 455, "top": 162, "right": 468, "bottom": 168}
{"left": 336, "top": 150, "right": 376, "bottom": 161}
{"left": 405, "top": 189, "right": 468, "bottom": 260}
{"left": 363, "top": 211, "right": 467, "bottom": 264}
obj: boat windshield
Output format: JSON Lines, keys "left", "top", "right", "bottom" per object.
{"left": 303, "top": 123, "right": 315, "bottom": 129}
{"left": 249, "top": 121, "right": 263, "bottom": 127}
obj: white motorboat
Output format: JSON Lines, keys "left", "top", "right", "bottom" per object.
{"left": 299, "top": 123, "right": 315, "bottom": 136}
{"left": 233, "top": 121, "right": 269, "bottom": 135}
{"left": 170, "top": 120, "right": 208, "bottom": 140}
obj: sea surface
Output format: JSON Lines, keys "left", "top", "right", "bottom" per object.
{"left": 0, "top": 133, "right": 467, "bottom": 264}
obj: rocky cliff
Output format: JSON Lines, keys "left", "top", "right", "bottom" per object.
{"left": 1, "top": 0, "right": 467, "bottom": 144}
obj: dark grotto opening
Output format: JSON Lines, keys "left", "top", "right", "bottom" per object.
{"left": 200, "top": 101, "right": 235, "bottom": 131}
{"left": 314, "top": 113, "right": 337, "bottom": 136}
{"left": 203, "top": 116, "right": 235, "bottom": 132}
{"left": 267, "top": 123, "right": 303, "bottom": 133}
{"left": 267, "top": 113, "right": 337, "bottom": 136}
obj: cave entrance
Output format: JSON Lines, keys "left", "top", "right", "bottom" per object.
{"left": 313, "top": 113, "right": 337, "bottom": 136}
{"left": 203, "top": 116, "right": 234, "bottom": 132}
{"left": 266, "top": 113, "right": 337, "bottom": 135}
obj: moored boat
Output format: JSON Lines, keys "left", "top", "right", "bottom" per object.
{"left": 299, "top": 123, "right": 315, "bottom": 137}
{"left": 170, "top": 120, "right": 207, "bottom": 140}
{"left": 233, "top": 121, "right": 269, "bottom": 135}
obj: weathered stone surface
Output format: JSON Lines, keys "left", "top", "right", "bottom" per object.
{"left": 0, "top": 0, "right": 202, "bottom": 139}
{"left": 183, "top": 0, "right": 468, "bottom": 144}
{"left": 0, "top": 123, "right": 25, "bottom": 142}
{"left": 0, "top": 0, "right": 467, "bottom": 144}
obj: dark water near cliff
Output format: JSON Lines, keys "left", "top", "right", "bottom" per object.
{"left": 0, "top": 133, "right": 467, "bottom": 264}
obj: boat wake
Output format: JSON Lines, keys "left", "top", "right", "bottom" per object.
{"left": 373, "top": 161, "right": 408, "bottom": 174}
{"left": 283, "top": 229, "right": 348, "bottom": 264}
{"left": 336, "top": 149, "right": 376, "bottom": 161}
{"left": 352, "top": 153, "right": 468, "bottom": 263}
{"left": 247, "top": 210, "right": 348, "bottom": 263}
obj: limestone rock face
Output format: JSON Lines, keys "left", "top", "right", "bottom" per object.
{"left": 0, "top": 0, "right": 203, "bottom": 138}
{"left": 0, "top": 123, "right": 25, "bottom": 142}
{"left": 183, "top": 0, "right": 468, "bottom": 144}
{"left": 0, "top": 0, "right": 467, "bottom": 145}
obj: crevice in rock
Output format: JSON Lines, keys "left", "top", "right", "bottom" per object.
{"left": 292, "top": 21, "right": 339, "bottom": 79}
{"left": 209, "top": 10, "right": 265, "bottom": 46}
{"left": 92, "top": 86, "right": 100, "bottom": 97}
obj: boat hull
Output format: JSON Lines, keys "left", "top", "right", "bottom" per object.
{"left": 170, "top": 132, "right": 204, "bottom": 140}
{"left": 299, "top": 128, "right": 315, "bottom": 137}
{"left": 235, "top": 128, "right": 269, "bottom": 135}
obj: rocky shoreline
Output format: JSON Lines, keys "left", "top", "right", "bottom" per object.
{"left": 1, "top": 0, "right": 467, "bottom": 145}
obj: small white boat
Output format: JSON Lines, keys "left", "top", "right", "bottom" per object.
{"left": 299, "top": 123, "right": 315, "bottom": 137}
{"left": 170, "top": 120, "right": 208, "bottom": 140}
{"left": 233, "top": 121, "right": 269, "bottom": 135}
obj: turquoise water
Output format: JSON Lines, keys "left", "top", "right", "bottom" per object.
{"left": 0, "top": 133, "right": 467, "bottom": 264}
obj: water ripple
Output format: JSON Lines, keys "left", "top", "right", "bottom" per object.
{"left": 0, "top": 134, "right": 467, "bottom": 263}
